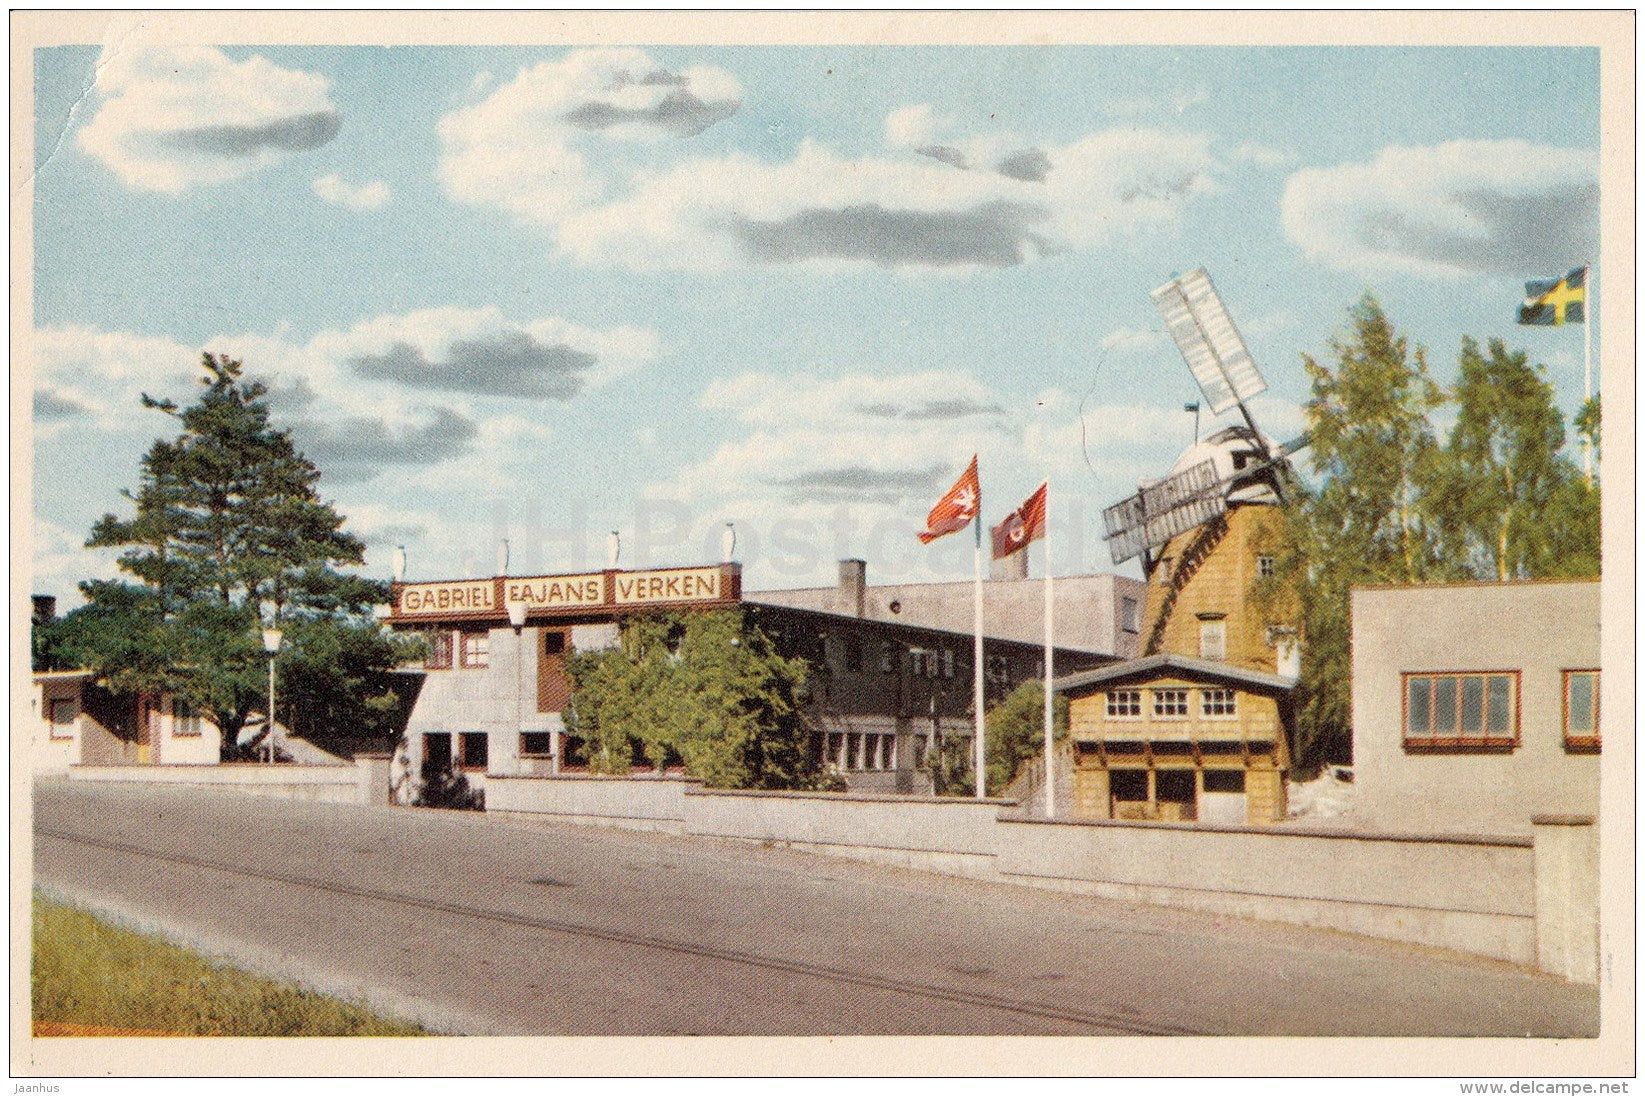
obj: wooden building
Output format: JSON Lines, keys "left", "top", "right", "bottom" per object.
{"left": 1057, "top": 654, "right": 1293, "bottom": 825}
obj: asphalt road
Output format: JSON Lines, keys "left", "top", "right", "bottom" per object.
{"left": 33, "top": 779, "right": 1599, "bottom": 1037}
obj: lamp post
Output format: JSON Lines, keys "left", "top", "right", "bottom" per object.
{"left": 507, "top": 601, "right": 528, "bottom": 778}
{"left": 262, "top": 626, "right": 283, "bottom": 763}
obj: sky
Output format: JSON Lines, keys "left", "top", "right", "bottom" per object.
{"left": 29, "top": 37, "right": 1603, "bottom": 605}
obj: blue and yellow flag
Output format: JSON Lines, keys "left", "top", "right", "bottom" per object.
{"left": 1518, "top": 266, "right": 1587, "bottom": 326}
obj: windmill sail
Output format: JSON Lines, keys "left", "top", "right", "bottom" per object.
{"left": 1102, "top": 459, "right": 1227, "bottom": 565}
{"left": 1152, "top": 268, "right": 1267, "bottom": 416}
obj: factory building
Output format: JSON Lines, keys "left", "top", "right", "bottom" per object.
{"left": 388, "top": 559, "right": 1117, "bottom": 799}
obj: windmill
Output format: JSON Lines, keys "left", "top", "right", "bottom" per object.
{"left": 1102, "top": 268, "right": 1307, "bottom": 670}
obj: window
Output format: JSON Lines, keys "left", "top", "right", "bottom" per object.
{"left": 1201, "top": 688, "right": 1237, "bottom": 718}
{"left": 1153, "top": 688, "right": 1189, "bottom": 718}
{"left": 941, "top": 649, "right": 955, "bottom": 678}
{"left": 1256, "top": 555, "right": 1275, "bottom": 578}
{"left": 1564, "top": 670, "right": 1600, "bottom": 752}
{"left": 173, "top": 698, "right": 205, "bottom": 737}
{"left": 458, "top": 732, "right": 489, "bottom": 770}
{"left": 1121, "top": 596, "right": 1140, "bottom": 633}
{"left": 426, "top": 630, "right": 453, "bottom": 670}
{"left": 1404, "top": 672, "right": 1518, "bottom": 749}
{"left": 543, "top": 632, "right": 566, "bottom": 656}
{"left": 521, "top": 732, "right": 555, "bottom": 757}
{"left": 845, "top": 637, "right": 862, "bottom": 673}
{"left": 1199, "top": 619, "right": 1227, "bottom": 662}
{"left": 879, "top": 643, "right": 895, "bottom": 674}
{"left": 986, "top": 655, "right": 1010, "bottom": 685}
{"left": 459, "top": 631, "right": 490, "bottom": 669}
{"left": 1106, "top": 690, "right": 1142, "bottom": 718}
{"left": 1203, "top": 770, "right": 1246, "bottom": 793}
{"left": 47, "top": 698, "right": 78, "bottom": 740}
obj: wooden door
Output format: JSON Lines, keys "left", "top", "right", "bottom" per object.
{"left": 537, "top": 630, "right": 571, "bottom": 713}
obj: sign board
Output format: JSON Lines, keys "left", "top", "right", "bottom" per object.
{"left": 396, "top": 579, "right": 498, "bottom": 616}
{"left": 612, "top": 566, "right": 724, "bottom": 606}
{"left": 392, "top": 563, "right": 740, "bottom": 623}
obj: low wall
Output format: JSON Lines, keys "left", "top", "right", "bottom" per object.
{"left": 67, "top": 762, "right": 372, "bottom": 805}
{"left": 997, "top": 817, "right": 1536, "bottom": 966}
{"left": 485, "top": 774, "right": 696, "bottom": 833}
{"left": 486, "top": 774, "right": 1589, "bottom": 978}
{"left": 686, "top": 788, "right": 1011, "bottom": 879}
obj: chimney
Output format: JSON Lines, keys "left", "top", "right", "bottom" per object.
{"left": 838, "top": 559, "right": 866, "bottom": 618}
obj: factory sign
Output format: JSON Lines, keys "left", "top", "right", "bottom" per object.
{"left": 392, "top": 563, "right": 740, "bottom": 624}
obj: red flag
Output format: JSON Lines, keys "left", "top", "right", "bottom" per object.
{"left": 991, "top": 481, "right": 1047, "bottom": 560}
{"left": 918, "top": 456, "right": 980, "bottom": 544}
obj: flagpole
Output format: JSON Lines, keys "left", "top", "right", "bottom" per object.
{"left": 1041, "top": 481, "right": 1055, "bottom": 819}
{"left": 1583, "top": 261, "right": 1593, "bottom": 482}
{"left": 973, "top": 504, "right": 987, "bottom": 800}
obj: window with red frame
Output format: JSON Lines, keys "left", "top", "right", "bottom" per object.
{"left": 459, "top": 630, "right": 490, "bottom": 669}
{"left": 1403, "top": 672, "right": 1518, "bottom": 750}
{"left": 425, "top": 630, "right": 453, "bottom": 670}
{"left": 1563, "top": 670, "right": 1599, "bottom": 752}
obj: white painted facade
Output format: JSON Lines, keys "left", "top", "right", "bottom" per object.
{"left": 31, "top": 671, "right": 222, "bottom": 774}
{"left": 1350, "top": 579, "right": 1601, "bottom": 836}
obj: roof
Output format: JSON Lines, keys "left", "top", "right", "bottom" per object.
{"left": 743, "top": 599, "right": 1111, "bottom": 661}
{"left": 1052, "top": 653, "right": 1296, "bottom": 695}
{"left": 32, "top": 668, "right": 96, "bottom": 682}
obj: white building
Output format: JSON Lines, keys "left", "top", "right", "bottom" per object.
{"left": 31, "top": 670, "right": 222, "bottom": 774}
{"left": 1350, "top": 579, "right": 1601, "bottom": 836}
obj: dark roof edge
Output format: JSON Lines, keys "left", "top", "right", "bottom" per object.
{"left": 1052, "top": 653, "right": 1296, "bottom": 693}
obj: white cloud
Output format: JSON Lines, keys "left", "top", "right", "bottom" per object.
{"left": 1230, "top": 142, "right": 1289, "bottom": 169}
{"left": 314, "top": 174, "right": 391, "bottom": 210}
{"left": 1282, "top": 140, "right": 1599, "bottom": 276}
{"left": 77, "top": 45, "right": 341, "bottom": 192}
{"left": 438, "top": 48, "right": 742, "bottom": 226}
{"left": 1100, "top": 327, "right": 1164, "bottom": 354}
{"left": 437, "top": 52, "right": 1217, "bottom": 272}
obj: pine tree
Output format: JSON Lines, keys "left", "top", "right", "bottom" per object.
{"left": 65, "top": 353, "right": 412, "bottom": 759}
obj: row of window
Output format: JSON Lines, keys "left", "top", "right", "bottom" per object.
{"left": 1401, "top": 670, "right": 1599, "bottom": 752}
{"left": 47, "top": 698, "right": 208, "bottom": 739}
{"left": 825, "top": 731, "right": 912, "bottom": 772}
{"left": 1105, "top": 687, "right": 1239, "bottom": 720}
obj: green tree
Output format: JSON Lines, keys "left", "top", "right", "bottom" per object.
{"left": 1280, "top": 297, "right": 1447, "bottom": 769}
{"left": 67, "top": 353, "right": 414, "bottom": 758}
{"left": 565, "top": 609, "right": 823, "bottom": 789}
{"left": 925, "top": 680, "right": 1069, "bottom": 798}
{"left": 1431, "top": 337, "right": 1591, "bottom": 580}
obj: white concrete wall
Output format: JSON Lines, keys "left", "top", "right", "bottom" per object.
{"left": 156, "top": 697, "right": 221, "bottom": 765}
{"left": 487, "top": 774, "right": 693, "bottom": 832}
{"left": 68, "top": 762, "right": 367, "bottom": 804}
{"left": 1352, "top": 581, "right": 1601, "bottom": 836}
{"left": 483, "top": 776, "right": 1559, "bottom": 969}
{"left": 686, "top": 788, "right": 1010, "bottom": 878}
{"left": 996, "top": 817, "right": 1536, "bottom": 965}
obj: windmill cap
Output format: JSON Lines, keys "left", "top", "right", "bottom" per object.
{"left": 1167, "top": 425, "right": 1284, "bottom": 505}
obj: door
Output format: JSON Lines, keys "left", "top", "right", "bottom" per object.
{"left": 537, "top": 630, "right": 571, "bottom": 713}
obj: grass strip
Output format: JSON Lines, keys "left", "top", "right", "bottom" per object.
{"left": 32, "top": 893, "right": 427, "bottom": 1036}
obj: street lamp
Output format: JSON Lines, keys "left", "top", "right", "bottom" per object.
{"left": 262, "top": 626, "right": 283, "bottom": 763}
{"left": 507, "top": 601, "right": 528, "bottom": 778}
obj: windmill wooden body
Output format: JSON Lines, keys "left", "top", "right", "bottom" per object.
{"left": 1054, "top": 268, "right": 1305, "bottom": 826}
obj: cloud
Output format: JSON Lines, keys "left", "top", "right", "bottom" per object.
{"left": 1282, "top": 140, "right": 1599, "bottom": 276}
{"left": 439, "top": 60, "right": 1217, "bottom": 272}
{"left": 438, "top": 48, "right": 742, "bottom": 224}
{"left": 729, "top": 200, "right": 1054, "bottom": 269}
{"left": 289, "top": 407, "right": 479, "bottom": 483}
{"left": 1100, "top": 326, "right": 1165, "bottom": 354}
{"left": 768, "top": 464, "right": 948, "bottom": 505}
{"left": 348, "top": 331, "right": 598, "bottom": 399}
{"left": 1230, "top": 142, "right": 1289, "bottom": 169}
{"left": 77, "top": 45, "right": 341, "bottom": 192}
{"left": 34, "top": 389, "right": 90, "bottom": 420}
{"left": 314, "top": 174, "right": 391, "bottom": 210}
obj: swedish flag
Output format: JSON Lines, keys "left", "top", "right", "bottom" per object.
{"left": 1518, "top": 266, "right": 1587, "bottom": 326}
